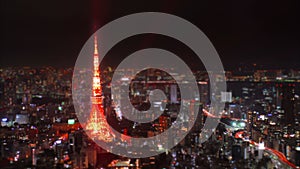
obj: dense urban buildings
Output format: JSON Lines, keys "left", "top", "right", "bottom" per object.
{"left": 0, "top": 59, "right": 300, "bottom": 168}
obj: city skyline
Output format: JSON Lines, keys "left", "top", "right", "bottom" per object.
{"left": 1, "top": 1, "right": 300, "bottom": 168}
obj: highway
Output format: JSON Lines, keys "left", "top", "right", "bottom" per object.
{"left": 203, "top": 109, "right": 297, "bottom": 168}
{"left": 235, "top": 131, "right": 297, "bottom": 168}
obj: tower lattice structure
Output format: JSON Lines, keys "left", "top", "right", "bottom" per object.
{"left": 86, "top": 36, "right": 115, "bottom": 142}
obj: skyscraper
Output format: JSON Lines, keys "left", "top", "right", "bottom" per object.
{"left": 281, "top": 84, "right": 296, "bottom": 126}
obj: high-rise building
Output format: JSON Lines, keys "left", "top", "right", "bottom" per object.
{"left": 280, "top": 84, "right": 296, "bottom": 126}
{"left": 0, "top": 81, "right": 4, "bottom": 103}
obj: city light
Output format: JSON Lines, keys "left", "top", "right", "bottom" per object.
{"left": 67, "top": 119, "right": 75, "bottom": 125}
{"left": 239, "top": 122, "right": 246, "bottom": 127}
{"left": 232, "top": 122, "right": 237, "bottom": 127}
{"left": 258, "top": 142, "right": 265, "bottom": 150}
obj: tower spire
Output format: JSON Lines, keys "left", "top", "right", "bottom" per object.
{"left": 93, "top": 36, "right": 99, "bottom": 77}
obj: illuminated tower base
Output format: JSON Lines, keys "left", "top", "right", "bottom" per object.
{"left": 86, "top": 103, "right": 115, "bottom": 142}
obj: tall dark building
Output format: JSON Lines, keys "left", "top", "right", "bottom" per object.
{"left": 281, "top": 84, "right": 296, "bottom": 126}
{"left": 0, "top": 82, "right": 4, "bottom": 104}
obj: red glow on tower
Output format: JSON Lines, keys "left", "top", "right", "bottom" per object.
{"left": 86, "top": 36, "right": 115, "bottom": 142}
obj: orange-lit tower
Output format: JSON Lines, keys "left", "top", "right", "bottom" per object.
{"left": 86, "top": 36, "right": 115, "bottom": 142}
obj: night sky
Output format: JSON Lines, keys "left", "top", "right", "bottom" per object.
{"left": 1, "top": 0, "right": 300, "bottom": 70}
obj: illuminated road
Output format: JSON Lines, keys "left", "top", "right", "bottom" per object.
{"left": 203, "top": 109, "right": 297, "bottom": 168}
{"left": 235, "top": 131, "right": 297, "bottom": 169}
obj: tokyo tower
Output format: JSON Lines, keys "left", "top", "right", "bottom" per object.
{"left": 86, "top": 36, "right": 115, "bottom": 142}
